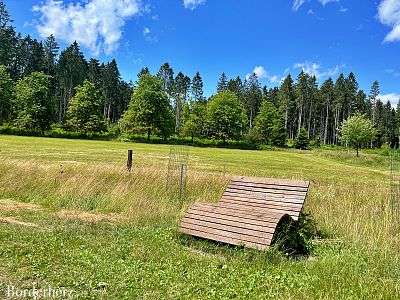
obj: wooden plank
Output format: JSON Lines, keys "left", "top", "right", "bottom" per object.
{"left": 231, "top": 176, "right": 309, "bottom": 188}
{"left": 180, "top": 227, "right": 267, "bottom": 250}
{"left": 181, "top": 218, "right": 274, "bottom": 241}
{"left": 217, "top": 201, "right": 301, "bottom": 219}
{"left": 222, "top": 191, "right": 305, "bottom": 204}
{"left": 230, "top": 181, "right": 309, "bottom": 192}
{"left": 180, "top": 221, "right": 271, "bottom": 245}
{"left": 184, "top": 211, "right": 277, "bottom": 233}
{"left": 187, "top": 207, "right": 280, "bottom": 229}
{"left": 191, "top": 203, "right": 284, "bottom": 223}
{"left": 220, "top": 198, "right": 303, "bottom": 212}
{"left": 221, "top": 195, "right": 304, "bottom": 208}
{"left": 226, "top": 186, "right": 307, "bottom": 197}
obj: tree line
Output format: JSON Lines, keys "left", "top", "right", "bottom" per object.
{"left": 0, "top": 1, "right": 398, "bottom": 148}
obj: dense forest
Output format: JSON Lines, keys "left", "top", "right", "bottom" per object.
{"left": 0, "top": 1, "right": 398, "bottom": 148}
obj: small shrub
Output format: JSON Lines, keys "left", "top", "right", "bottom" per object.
{"left": 295, "top": 128, "right": 310, "bottom": 150}
{"left": 271, "top": 212, "right": 318, "bottom": 256}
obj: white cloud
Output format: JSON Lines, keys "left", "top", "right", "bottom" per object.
{"left": 292, "top": 0, "right": 306, "bottom": 11}
{"left": 318, "top": 0, "right": 338, "bottom": 6}
{"left": 293, "top": 0, "right": 342, "bottom": 12}
{"left": 379, "top": 93, "right": 400, "bottom": 106}
{"left": 142, "top": 26, "right": 157, "bottom": 43}
{"left": 378, "top": 0, "right": 400, "bottom": 42}
{"left": 246, "top": 66, "right": 282, "bottom": 84}
{"left": 143, "top": 27, "right": 150, "bottom": 36}
{"left": 183, "top": 0, "right": 206, "bottom": 10}
{"left": 294, "top": 61, "right": 344, "bottom": 79}
{"left": 33, "top": 0, "right": 142, "bottom": 55}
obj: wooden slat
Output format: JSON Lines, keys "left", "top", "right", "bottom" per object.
{"left": 220, "top": 198, "right": 302, "bottom": 212}
{"left": 230, "top": 181, "right": 309, "bottom": 192}
{"left": 190, "top": 203, "right": 283, "bottom": 222}
{"left": 180, "top": 222, "right": 270, "bottom": 245}
{"left": 180, "top": 227, "right": 267, "bottom": 250}
{"left": 217, "top": 202, "right": 301, "bottom": 219}
{"left": 181, "top": 218, "right": 273, "bottom": 242}
{"left": 184, "top": 211, "right": 277, "bottom": 233}
{"left": 226, "top": 185, "right": 307, "bottom": 197}
{"left": 221, "top": 195, "right": 304, "bottom": 209}
{"left": 231, "top": 176, "right": 309, "bottom": 188}
{"left": 222, "top": 191, "right": 305, "bottom": 204}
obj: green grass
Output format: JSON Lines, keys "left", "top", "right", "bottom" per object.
{"left": 0, "top": 135, "right": 399, "bottom": 299}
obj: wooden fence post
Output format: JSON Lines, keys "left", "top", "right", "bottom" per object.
{"left": 127, "top": 150, "right": 133, "bottom": 172}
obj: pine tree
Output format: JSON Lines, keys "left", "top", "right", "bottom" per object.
{"left": 157, "top": 63, "right": 174, "bottom": 95}
{"left": 369, "top": 80, "right": 380, "bottom": 125}
{"left": 320, "top": 78, "right": 334, "bottom": 144}
{"left": 56, "top": 41, "right": 88, "bottom": 123}
{"left": 295, "top": 71, "right": 309, "bottom": 136}
{"left": 102, "top": 59, "right": 121, "bottom": 122}
{"left": 0, "top": 65, "right": 14, "bottom": 122}
{"left": 137, "top": 67, "right": 149, "bottom": 79}
{"left": 173, "top": 72, "right": 191, "bottom": 133}
{"left": 217, "top": 72, "right": 228, "bottom": 92}
{"left": 43, "top": 35, "right": 59, "bottom": 75}
{"left": 0, "top": 1, "right": 16, "bottom": 71}
{"left": 191, "top": 72, "right": 204, "bottom": 102}
{"left": 244, "top": 73, "right": 262, "bottom": 129}
{"left": 295, "top": 128, "right": 309, "bottom": 150}
{"left": 277, "top": 75, "right": 295, "bottom": 134}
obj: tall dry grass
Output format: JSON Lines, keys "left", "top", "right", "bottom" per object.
{"left": 0, "top": 158, "right": 229, "bottom": 223}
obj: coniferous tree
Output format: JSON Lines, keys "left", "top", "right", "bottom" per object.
{"left": 369, "top": 80, "right": 380, "bottom": 125}
{"left": 0, "top": 1, "right": 16, "bottom": 72}
{"left": 56, "top": 41, "right": 88, "bottom": 123}
{"left": 102, "top": 59, "right": 121, "bottom": 122}
{"left": 173, "top": 72, "right": 191, "bottom": 133}
{"left": 157, "top": 63, "right": 174, "bottom": 95}
{"left": 244, "top": 73, "right": 262, "bottom": 129}
{"left": 320, "top": 78, "right": 335, "bottom": 144}
{"left": 0, "top": 65, "right": 14, "bottom": 123}
{"left": 217, "top": 72, "right": 228, "bottom": 92}
{"left": 191, "top": 72, "right": 204, "bottom": 102}
{"left": 137, "top": 67, "right": 150, "bottom": 79}
{"left": 277, "top": 75, "right": 295, "bottom": 134}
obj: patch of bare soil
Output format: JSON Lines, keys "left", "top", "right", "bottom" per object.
{"left": 0, "top": 217, "right": 38, "bottom": 227}
{"left": 0, "top": 199, "right": 41, "bottom": 212}
{"left": 55, "top": 209, "right": 125, "bottom": 223}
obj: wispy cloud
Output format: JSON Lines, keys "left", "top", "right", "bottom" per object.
{"left": 183, "top": 0, "right": 206, "bottom": 10}
{"left": 293, "top": 61, "right": 344, "bottom": 79}
{"left": 292, "top": 0, "right": 306, "bottom": 11}
{"left": 385, "top": 68, "right": 400, "bottom": 77}
{"left": 378, "top": 0, "right": 400, "bottom": 43}
{"left": 379, "top": 93, "right": 400, "bottom": 106}
{"left": 142, "top": 26, "right": 158, "bottom": 43}
{"left": 292, "top": 0, "right": 343, "bottom": 12}
{"left": 33, "top": 0, "right": 142, "bottom": 55}
{"left": 246, "top": 66, "right": 282, "bottom": 85}
{"left": 318, "top": 0, "right": 338, "bottom": 6}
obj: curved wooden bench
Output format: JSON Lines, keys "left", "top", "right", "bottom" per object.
{"left": 179, "top": 176, "right": 310, "bottom": 250}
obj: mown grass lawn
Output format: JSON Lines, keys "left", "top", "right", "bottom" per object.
{"left": 0, "top": 135, "right": 399, "bottom": 299}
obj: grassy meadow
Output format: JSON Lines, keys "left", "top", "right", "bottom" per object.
{"left": 0, "top": 134, "right": 399, "bottom": 299}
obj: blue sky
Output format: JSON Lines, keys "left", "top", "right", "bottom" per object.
{"left": 4, "top": 0, "right": 400, "bottom": 103}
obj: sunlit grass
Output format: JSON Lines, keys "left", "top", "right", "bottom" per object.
{"left": 0, "top": 134, "right": 399, "bottom": 299}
